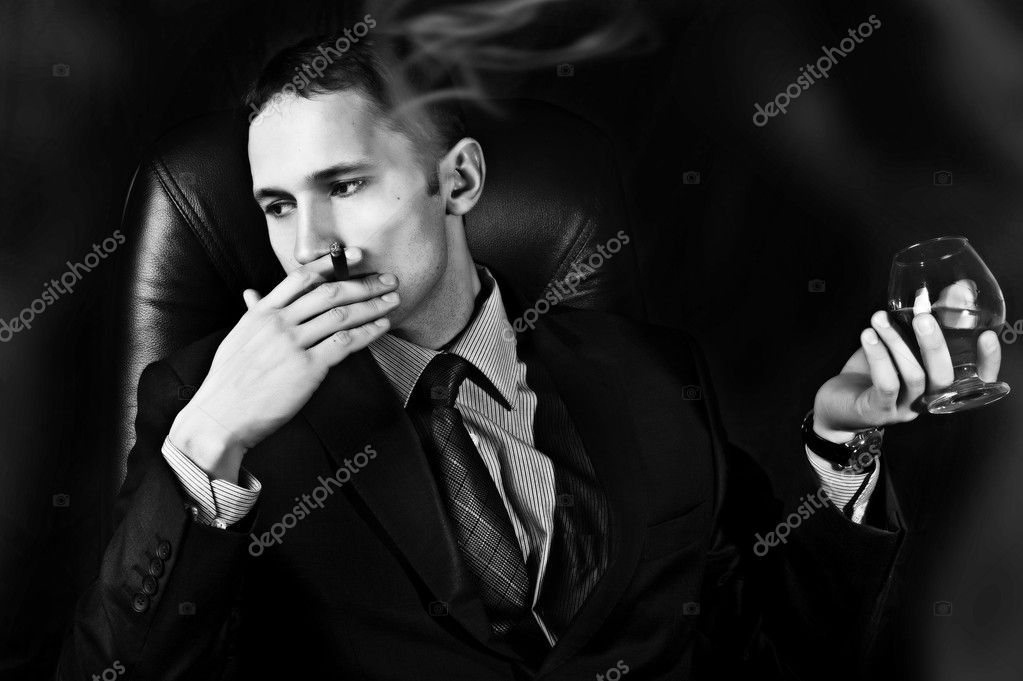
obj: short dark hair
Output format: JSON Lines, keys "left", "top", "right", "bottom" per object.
{"left": 244, "top": 32, "right": 467, "bottom": 195}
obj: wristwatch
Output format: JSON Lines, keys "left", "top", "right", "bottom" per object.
{"left": 800, "top": 409, "right": 884, "bottom": 472}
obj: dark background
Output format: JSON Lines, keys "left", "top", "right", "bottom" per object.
{"left": 3, "top": 0, "right": 1023, "bottom": 678}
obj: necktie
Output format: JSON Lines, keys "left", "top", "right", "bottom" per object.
{"left": 408, "top": 352, "right": 534, "bottom": 638}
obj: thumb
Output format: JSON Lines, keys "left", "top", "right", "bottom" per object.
{"left": 242, "top": 288, "right": 262, "bottom": 310}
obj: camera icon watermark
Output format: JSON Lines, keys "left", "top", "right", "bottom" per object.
{"left": 682, "top": 385, "right": 702, "bottom": 401}
{"left": 933, "top": 171, "right": 953, "bottom": 186}
{"left": 808, "top": 279, "right": 826, "bottom": 293}
{"left": 52, "top": 493, "right": 71, "bottom": 507}
{"left": 52, "top": 63, "right": 70, "bottom": 77}
{"left": 682, "top": 171, "right": 701, "bottom": 185}
{"left": 934, "top": 600, "right": 953, "bottom": 616}
{"left": 556, "top": 493, "right": 574, "bottom": 507}
{"left": 556, "top": 63, "right": 574, "bottom": 77}
{"left": 177, "top": 384, "right": 197, "bottom": 400}
{"left": 428, "top": 600, "right": 449, "bottom": 617}
{"left": 178, "top": 601, "right": 196, "bottom": 615}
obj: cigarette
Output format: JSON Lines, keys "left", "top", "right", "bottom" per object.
{"left": 330, "top": 241, "right": 349, "bottom": 281}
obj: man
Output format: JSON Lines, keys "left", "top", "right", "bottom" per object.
{"left": 58, "top": 34, "right": 1003, "bottom": 679}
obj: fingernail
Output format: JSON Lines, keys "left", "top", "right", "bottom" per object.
{"left": 379, "top": 273, "right": 397, "bottom": 285}
{"left": 914, "top": 315, "right": 935, "bottom": 334}
{"left": 345, "top": 246, "right": 361, "bottom": 260}
{"left": 382, "top": 292, "right": 399, "bottom": 303}
{"left": 864, "top": 329, "right": 879, "bottom": 345}
{"left": 873, "top": 311, "right": 890, "bottom": 328}
{"left": 374, "top": 318, "right": 389, "bottom": 328}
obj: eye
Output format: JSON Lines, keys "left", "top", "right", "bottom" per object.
{"left": 330, "top": 178, "right": 367, "bottom": 198}
{"left": 264, "top": 201, "right": 294, "bottom": 219}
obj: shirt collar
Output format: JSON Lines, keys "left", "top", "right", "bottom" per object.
{"left": 367, "top": 265, "right": 519, "bottom": 410}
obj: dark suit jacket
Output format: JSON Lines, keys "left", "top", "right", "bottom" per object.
{"left": 57, "top": 305, "right": 905, "bottom": 680}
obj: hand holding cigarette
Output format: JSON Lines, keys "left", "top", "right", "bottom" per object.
{"left": 167, "top": 247, "right": 399, "bottom": 483}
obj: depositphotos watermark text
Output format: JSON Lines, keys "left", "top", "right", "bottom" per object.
{"left": 1, "top": 229, "right": 126, "bottom": 342}
{"left": 248, "top": 14, "right": 377, "bottom": 126}
{"left": 248, "top": 444, "right": 377, "bottom": 556}
{"left": 752, "top": 14, "right": 881, "bottom": 128}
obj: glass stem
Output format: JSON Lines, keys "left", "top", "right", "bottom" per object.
{"left": 952, "top": 363, "right": 981, "bottom": 385}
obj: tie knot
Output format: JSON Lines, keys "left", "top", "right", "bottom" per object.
{"left": 413, "top": 353, "right": 474, "bottom": 408}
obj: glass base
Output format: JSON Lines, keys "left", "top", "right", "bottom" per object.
{"left": 925, "top": 378, "right": 1011, "bottom": 414}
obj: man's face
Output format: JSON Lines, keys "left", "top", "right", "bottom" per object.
{"left": 248, "top": 89, "right": 448, "bottom": 330}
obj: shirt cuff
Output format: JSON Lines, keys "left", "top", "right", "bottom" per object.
{"left": 805, "top": 445, "right": 880, "bottom": 524}
{"left": 162, "top": 437, "right": 261, "bottom": 528}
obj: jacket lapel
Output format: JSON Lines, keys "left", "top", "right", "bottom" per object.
{"left": 298, "top": 348, "right": 526, "bottom": 660}
{"left": 527, "top": 314, "right": 650, "bottom": 674}
{"left": 297, "top": 266, "right": 650, "bottom": 668}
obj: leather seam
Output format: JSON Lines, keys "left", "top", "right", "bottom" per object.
{"left": 149, "top": 158, "right": 244, "bottom": 292}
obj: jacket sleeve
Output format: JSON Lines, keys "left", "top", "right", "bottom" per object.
{"left": 685, "top": 334, "right": 906, "bottom": 681}
{"left": 56, "top": 359, "right": 258, "bottom": 681}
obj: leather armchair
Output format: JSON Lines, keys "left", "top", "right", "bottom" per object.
{"left": 112, "top": 98, "right": 642, "bottom": 487}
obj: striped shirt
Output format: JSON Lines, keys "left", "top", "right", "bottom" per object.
{"left": 161, "top": 265, "right": 879, "bottom": 621}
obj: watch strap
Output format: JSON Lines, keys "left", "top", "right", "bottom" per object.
{"left": 801, "top": 409, "right": 883, "bottom": 471}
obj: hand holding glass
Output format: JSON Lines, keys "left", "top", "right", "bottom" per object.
{"left": 888, "top": 236, "right": 1010, "bottom": 414}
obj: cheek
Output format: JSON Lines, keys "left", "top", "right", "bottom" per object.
{"left": 268, "top": 227, "right": 299, "bottom": 273}
{"left": 351, "top": 181, "right": 437, "bottom": 245}
{"left": 387, "top": 231, "right": 445, "bottom": 299}
{"left": 357, "top": 186, "right": 445, "bottom": 268}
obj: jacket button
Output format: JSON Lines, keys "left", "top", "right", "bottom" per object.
{"left": 132, "top": 593, "right": 149, "bottom": 613}
{"left": 156, "top": 541, "right": 172, "bottom": 560}
{"left": 141, "top": 575, "right": 159, "bottom": 596}
{"left": 148, "top": 557, "right": 164, "bottom": 577}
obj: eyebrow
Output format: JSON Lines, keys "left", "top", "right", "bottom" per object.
{"left": 252, "top": 160, "right": 377, "bottom": 201}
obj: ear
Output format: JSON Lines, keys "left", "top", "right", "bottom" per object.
{"left": 440, "top": 137, "right": 485, "bottom": 216}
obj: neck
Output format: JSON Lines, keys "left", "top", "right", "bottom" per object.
{"left": 392, "top": 219, "right": 481, "bottom": 350}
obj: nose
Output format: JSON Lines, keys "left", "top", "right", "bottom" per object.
{"left": 293, "top": 199, "right": 339, "bottom": 266}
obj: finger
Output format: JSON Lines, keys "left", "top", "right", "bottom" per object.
{"left": 308, "top": 317, "right": 391, "bottom": 366}
{"left": 912, "top": 312, "right": 955, "bottom": 392}
{"left": 977, "top": 329, "right": 1002, "bottom": 383}
{"left": 935, "top": 279, "right": 978, "bottom": 309}
{"left": 242, "top": 289, "right": 262, "bottom": 310}
{"left": 259, "top": 259, "right": 332, "bottom": 309}
{"left": 281, "top": 273, "right": 399, "bottom": 325}
{"left": 295, "top": 291, "right": 399, "bottom": 346}
{"left": 858, "top": 328, "right": 902, "bottom": 416}
{"left": 259, "top": 248, "right": 363, "bottom": 310}
{"left": 342, "top": 245, "right": 363, "bottom": 266}
{"left": 870, "top": 310, "right": 927, "bottom": 408}
{"left": 331, "top": 245, "right": 361, "bottom": 281}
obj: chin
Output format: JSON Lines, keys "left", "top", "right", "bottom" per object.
{"left": 384, "top": 303, "right": 411, "bottom": 333}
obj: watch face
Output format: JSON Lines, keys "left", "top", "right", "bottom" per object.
{"left": 801, "top": 411, "right": 882, "bottom": 467}
{"left": 841, "top": 430, "right": 882, "bottom": 472}
{"left": 847, "top": 426, "right": 882, "bottom": 448}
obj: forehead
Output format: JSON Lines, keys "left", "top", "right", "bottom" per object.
{"left": 247, "top": 89, "right": 413, "bottom": 184}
